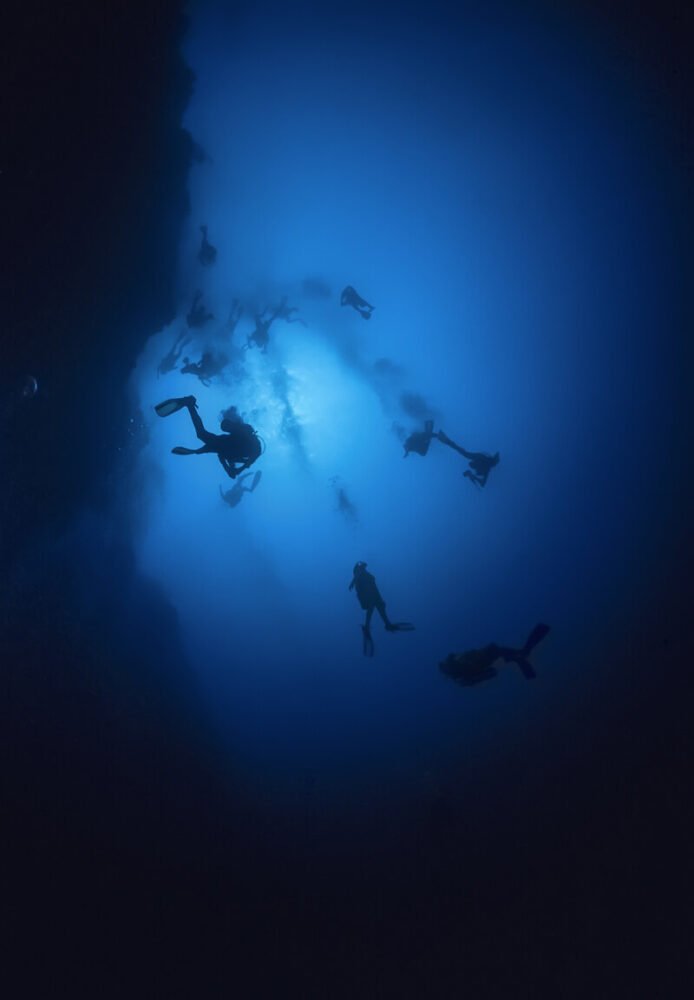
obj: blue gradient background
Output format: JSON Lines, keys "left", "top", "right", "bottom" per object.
{"left": 128, "top": 0, "right": 684, "bottom": 819}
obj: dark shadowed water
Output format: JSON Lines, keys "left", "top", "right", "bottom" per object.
{"left": 3, "top": 1, "right": 691, "bottom": 994}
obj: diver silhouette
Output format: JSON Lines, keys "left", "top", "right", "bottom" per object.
{"left": 219, "top": 470, "right": 262, "bottom": 508}
{"left": 198, "top": 224, "right": 217, "bottom": 267}
{"left": 274, "top": 295, "right": 307, "bottom": 327}
{"left": 157, "top": 330, "right": 190, "bottom": 378}
{"left": 436, "top": 430, "right": 499, "bottom": 487}
{"left": 340, "top": 285, "right": 374, "bottom": 320}
{"left": 246, "top": 308, "right": 276, "bottom": 353}
{"left": 403, "top": 420, "right": 436, "bottom": 458}
{"left": 186, "top": 290, "right": 214, "bottom": 329}
{"left": 180, "top": 350, "right": 229, "bottom": 386}
{"left": 348, "top": 561, "right": 414, "bottom": 656}
{"left": 155, "top": 396, "right": 262, "bottom": 479}
{"left": 439, "top": 624, "right": 550, "bottom": 686}
{"left": 329, "top": 476, "right": 358, "bottom": 524}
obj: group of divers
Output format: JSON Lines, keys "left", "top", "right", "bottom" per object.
{"left": 154, "top": 225, "right": 550, "bottom": 686}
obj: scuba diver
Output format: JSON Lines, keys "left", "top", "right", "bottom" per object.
{"left": 198, "top": 224, "right": 217, "bottom": 267}
{"left": 246, "top": 308, "right": 275, "bottom": 353}
{"left": 329, "top": 476, "right": 358, "bottom": 524}
{"left": 439, "top": 624, "right": 550, "bottom": 686}
{"left": 435, "top": 430, "right": 500, "bottom": 487}
{"left": 155, "top": 396, "right": 263, "bottom": 479}
{"left": 245, "top": 297, "right": 286, "bottom": 352}
{"left": 157, "top": 330, "right": 190, "bottom": 378}
{"left": 340, "top": 285, "right": 374, "bottom": 319}
{"left": 219, "top": 470, "right": 262, "bottom": 508}
{"left": 186, "top": 290, "right": 214, "bottom": 329}
{"left": 274, "top": 295, "right": 307, "bottom": 327}
{"left": 462, "top": 453, "right": 499, "bottom": 488}
{"left": 180, "top": 350, "right": 229, "bottom": 386}
{"left": 403, "top": 420, "right": 436, "bottom": 458}
{"left": 349, "top": 561, "right": 414, "bottom": 656}
{"left": 246, "top": 295, "right": 307, "bottom": 352}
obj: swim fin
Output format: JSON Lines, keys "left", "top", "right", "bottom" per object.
{"left": 522, "top": 623, "right": 550, "bottom": 656}
{"left": 155, "top": 397, "right": 192, "bottom": 418}
{"left": 515, "top": 659, "right": 537, "bottom": 680}
{"left": 387, "top": 622, "right": 416, "bottom": 632}
{"left": 249, "top": 470, "right": 262, "bottom": 492}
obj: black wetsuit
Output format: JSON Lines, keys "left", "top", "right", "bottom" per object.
{"left": 183, "top": 402, "right": 261, "bottom": 478}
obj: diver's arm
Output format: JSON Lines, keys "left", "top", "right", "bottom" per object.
{"left": 219, "top": 455, "right": 239, "bottom": 479}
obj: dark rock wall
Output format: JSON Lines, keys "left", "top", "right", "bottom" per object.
{"left": 1, "top": 0, "right": 235, "bottom": 945}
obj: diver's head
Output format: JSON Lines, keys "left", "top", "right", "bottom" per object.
{"left": 220, "top": 418, "right": 234, "bottom": 433}
{"left": 353, "top": 561, "right": 367, "bottom": 575}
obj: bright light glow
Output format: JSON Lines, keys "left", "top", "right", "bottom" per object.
{"left": 128, "top": 2, "right": 676, "bottom": 774}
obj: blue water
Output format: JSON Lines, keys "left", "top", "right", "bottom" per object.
{"left": 129, "top": 1, "right": 682, "bottom": 819}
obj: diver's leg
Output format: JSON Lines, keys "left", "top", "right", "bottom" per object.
{"left": 184, "top": 400, "right": 216, "bottom": 445}
{"left": 362, "top": 608, "right": 375, "bottom": 655}
{"left": 493, "top": 644, "right": 514, "bottom": 660}
{"left": 172, "top": 445, "right": 211, "bottom": 455}
{"left": 436, "top": 430, "right": 473, "bottom": 459}
{"left": 497, "top": 645, "right": 536, "bottom": 678}
{"left": 361, "top": 615, "right": 375, "bottom": 656}
{"left": 375, "top": 603, "right": 393, "bottom": 629}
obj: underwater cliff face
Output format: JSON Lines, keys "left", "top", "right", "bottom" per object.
{"left": 2, "top": 0, "right": 691, "bottom": 994}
